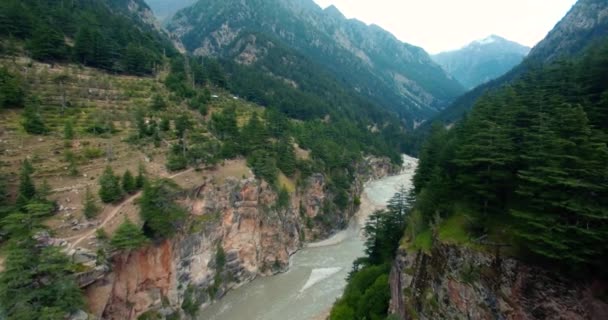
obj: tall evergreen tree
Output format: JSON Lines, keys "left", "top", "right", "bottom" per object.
{"left": 110, "top": 219, "right": 148, "bottom": 250}
{"left": 121, "top": 170, "right": 136, "bottom": 194}
{"left": 83, "top": 187, "right": 99, "bottom": 220}
{"left": 98, "top": 166, "right": 122, "bottom": 203}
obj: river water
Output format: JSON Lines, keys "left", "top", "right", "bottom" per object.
{"left": 198, "top": 155, "right": 418, "bottom": 320}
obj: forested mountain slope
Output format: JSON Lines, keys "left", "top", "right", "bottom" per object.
{"left": 167, "top": 0, "right": 464, "bottom": 124}
{"left": 0, "top": 0, "right": 177, "bottom": 75}
{"left": 427, "top": 0, "right": 608, "bottom": 126}
{"left": 432, "top": 35, "right": 530, "bottom": 90}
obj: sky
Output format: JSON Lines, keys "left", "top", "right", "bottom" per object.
{"left": 313, "top": 0, "right": 578, "bottom": 54}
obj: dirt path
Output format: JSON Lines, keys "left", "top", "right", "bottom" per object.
{"left": 65, "top": 168, "right": 194, "bottom": 250}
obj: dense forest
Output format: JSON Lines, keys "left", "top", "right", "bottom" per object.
{"left": 0, "top": 0, "right": 177, "bottom": 75}
{"left": 412, "top": 40, "right": 608, "bottom": 270}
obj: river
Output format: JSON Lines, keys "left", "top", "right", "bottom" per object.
{"left": 198, "top": 155, "right": 418, "bottom": 320}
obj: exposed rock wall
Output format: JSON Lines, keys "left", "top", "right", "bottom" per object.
{"left": 389, "top": 244, "right": 608, "bottom": 320}
{"left": 85, "top": 157, "right": 398, "bottom": 319}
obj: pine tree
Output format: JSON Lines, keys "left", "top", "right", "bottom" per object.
{"left": 139, "top": 179, "right": 186, "bottom": 240}
{"left": 0, "top": 67, "right": 24, "bottom": 109}
{"left": 0, "top": 239, "right": 84, "bottom": 319}
{"left": 277, "top": 137, "right": 297, "bottom": 177}
{"left": 98, "top": 166, "right": 122, "bottom": 203}
{"left": 16, "top": 159, "right": 36, "bottom": 208}
{"left": 110, "top": 219, "right": 148, "bottom": 250}
{"left": 135, "top": 163, "right": 146, "bottom": 190}
{"left": 27, "top": 26, "right": 68, "bottom": 61}
{"left": 83, "top": 187, "right": 99, "bottom": 220}
{"left": 63, "top": 120, "right": 74, "bottom": 140}
{"left": 122, "top": 170, "right": 136, "bottom": 194}
{"left": 22, "top": 102, "right": 47, "bottom": 135}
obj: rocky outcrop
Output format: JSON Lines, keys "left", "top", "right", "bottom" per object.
{"left": 389, "top": 244, "right": 608, "bottom": 320}
{"left": 85, "top": 157, "right": 398, "bottom": 319}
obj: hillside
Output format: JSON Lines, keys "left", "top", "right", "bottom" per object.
{"left": 167, "top": 0, "right": 464, "bottom": 124}
{"left": 426, "top": 0, "right": 607, "bottom": 127}
{"left": 432, "top": 35, "right": 530, "bottom": 90}
{"left": 0, "top": 1, "right": 412, "bottom": 319}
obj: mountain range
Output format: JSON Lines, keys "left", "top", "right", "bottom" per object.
{"left": 166, "top": 0, "right": 465, "bottom": 124}
{"left": 422, "top": 0, "right": 608, "bottom": 127}
{"left": 432, "top": 35, "right": 530, "bottom": 90}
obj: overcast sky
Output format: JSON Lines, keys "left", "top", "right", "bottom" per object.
{"left": 313, "top": 0, "right": 578, "bottom": 54}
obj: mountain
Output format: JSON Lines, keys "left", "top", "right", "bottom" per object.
{"left": 432, "top": 35, "right": 530, "bottom": 89}
{"left": 167, "top": 0, "right": 464, "bottom": 124}
{"left": 410, "top": 0, "right": 608, "bottom": 151}
{"left": 0, "top": 0, "right": 177, "bottom": 75}
{"left": 145, "top": 0, "right": 196, "bottom": 22}
{"left": 527, "top": 0, "right": 608, "bottom": 63}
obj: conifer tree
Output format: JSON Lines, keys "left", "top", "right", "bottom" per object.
{"left": 121, "top": 170, "right": 136, "bottom": 194}
{"left": 98, "top": 166, "right": 122, "bottom": 203}
{"left": 83, "top": 187, "right": 99, "bottom": 220}
{"left": 139, "top": 179, "right": 186, "bottom": 239}
{"left": 277, "top": 137, "right": 297, "bottom": 177}
{"left": 110, "top": 219, "right": 148, "bottom": 250}
{"left": 16, "top": 159, "right": 36, "bottom": 208}
{"left": 135, "top": 163, "right": 147, "bottom": 190}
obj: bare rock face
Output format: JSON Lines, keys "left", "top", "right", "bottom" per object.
{"left": 85, "top": 157, "right": 398, "bottom": 319}
{"left": 389, "top": 244, "right": 608, "bottom": 320}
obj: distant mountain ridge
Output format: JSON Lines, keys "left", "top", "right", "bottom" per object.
{"left": 145, "top": 0, "right": 196, "bottom": 22}
{"left": 432, "top": 35, "right": 530, "bottom": 89}
{"left": 166, "top": 0, "right": 465, "bottom": 124}
{"left": 427, "top": 0, "right": 608, "bottom": 126}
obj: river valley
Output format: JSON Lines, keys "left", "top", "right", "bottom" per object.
{"left": 197, "top": 155, "right": 418, "bottom": 320}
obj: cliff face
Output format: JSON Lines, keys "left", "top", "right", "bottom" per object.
{"left": 85, "top": 157, "right": 398, "bottom": 319}
{"left": 389, "top": 244, "right": 608, "bottom": 320}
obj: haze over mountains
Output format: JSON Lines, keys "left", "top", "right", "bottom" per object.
{"left": 432, "top": 35, "right": 530, "bottom": 90}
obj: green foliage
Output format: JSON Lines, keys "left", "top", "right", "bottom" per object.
{"left": 329, "top": 265, "right": 390, "bottom": 320}
{"left": 276, "top": 138, "right": 297, "bottom": 177}
{"left": 16, "top": 159, "right": 36, "bottom": 208}
{"left": 64, "top": 150, "right": 79, "bottom": 176}
{"left": 139, "top": 179, "right": 187, "bottom": 240}
{"left": 247, "top": 150, "right": 278, "bottom": 184}
{"left": 413, "top": 41, "right": 608, "bottom": 270}
{"left": 110, "top": 219, "right": 148, "bottom": 251}
{"left": 0, "top": 0, "right": 177, "bottom": 75}
{"left": 83, "top": 187, "right": 99, "bottom": 220}
{"left": 21, "top": 101, "right": 47, "bottom": 134}
{"left": 150, "top": 94, "right": 167, "bottom": 111}
{"left": 63, "top": 120, "right": 74, "bottom": 140}
{"left": 135, "top": 163, "right": 147, "bottom": 189}
{"left": 0, "top": 67, "right": 25, "bottom": 109}
{"left": 363, "top": 188, "right": 412, "bottom": 265}
{"left": 122, "top": 170, "right": 137, "bottom": 194}
{"left": 0, "top": 239, "right": 84, "bottom": 319}
{"left": 330, "top": 188, "right": 413, "bottom": 319}
{"left": 216, "top": 244, "right": 226, "bottom": 270}
{"left": 98, "top": 166, "right": 123, "bottom": 203}
{"left": 27, "top": 26, "right": 68, "bottom": 61}
{"left": 181, "top": 284, "right": 203, "bottom": 316}
{"left": 275, "top": 187, "right": 290, "bottom": 210}
{"left": 166, "top": 151, "right": 188, "bottom": 172}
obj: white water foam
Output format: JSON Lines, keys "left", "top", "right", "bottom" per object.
{"left": 299, "top": 267, "right": 343, "bottom": 293}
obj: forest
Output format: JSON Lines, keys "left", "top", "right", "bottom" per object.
{"left": 412, "top": 40, "right": 608, "bottom": 270}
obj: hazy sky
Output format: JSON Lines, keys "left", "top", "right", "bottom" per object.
{"left": 313, "top": 0, "right": 578, "bottom": 54}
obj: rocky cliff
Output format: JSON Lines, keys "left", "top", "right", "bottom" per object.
{"left": 84, "top": 157, "right": 398, "bottom": 319}
{"left": 389, "top": 244, "right": 608, "bottom": 320}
